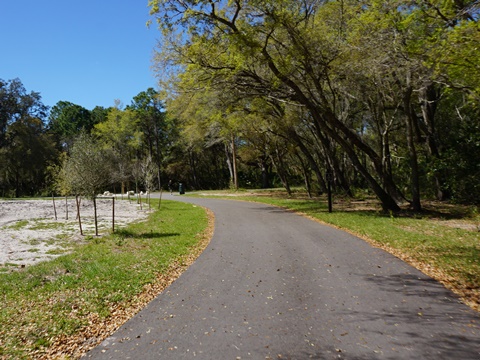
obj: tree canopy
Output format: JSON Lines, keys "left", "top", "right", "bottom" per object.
{"left": 147, "top": 0, "right": 480, "bottom": 209}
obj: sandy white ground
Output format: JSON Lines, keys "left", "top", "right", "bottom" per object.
{"left": 0, "top": 196, "right": 151, "bottom": 269}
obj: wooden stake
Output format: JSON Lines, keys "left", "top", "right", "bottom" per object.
{"left": 76, "top": 195, "right": 83, "bottom": 236}
{"left": 65, "top": 195, "right": 69, "bottom": 220}
{"left": 112, "top": 196, "right": 115, "bottom": 233}
{"left": 93, "top": 196, "right": 98, "bottom": 236}
{"left": 52, "top": 194, "right": 57, "bottom": 220}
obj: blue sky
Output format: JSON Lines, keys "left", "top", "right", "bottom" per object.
{"left": 0, "top": 0, "right": 159, "bottom": 110}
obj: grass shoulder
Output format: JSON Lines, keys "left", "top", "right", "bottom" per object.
{"left": 0, "top": 200, "right": 212, "bottom": 359}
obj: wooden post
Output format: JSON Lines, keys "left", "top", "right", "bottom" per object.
{"left": 52, "top": 194, "right": 57, "bottom": 220}
{"left": 93, "top": 196, "right": 98, "bottom": 236}
{"left": 112, "top": 197, "right": 115, "bottom": 233}
{"left": 326, "top": 169, "right": 333, "bottom": 213}
{"left": 65, "top": 195, "right": 68, "bottom": 220}
{"left": 76, "top": 195, "right": 83, "bottom": 236}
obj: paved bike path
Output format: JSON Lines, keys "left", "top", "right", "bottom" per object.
{"left": 85, "top": 195, "right": 480, "bottom": 359}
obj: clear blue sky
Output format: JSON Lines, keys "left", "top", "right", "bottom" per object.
{"left": 0, "top": 0, "right": 159, "bottom": 111}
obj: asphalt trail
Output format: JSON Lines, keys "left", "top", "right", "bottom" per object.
{"left": 85, "top": 194, "right": 480, "bottom": 359}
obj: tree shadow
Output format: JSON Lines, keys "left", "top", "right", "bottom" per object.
{"left": 329, "top": 273, "right": 480, "bottom": 358}
{"left": 114, "top": 229, "right": 180, "bottom": 239}
{"left": 254, "top": 191, "right": 477, "bottom": 220}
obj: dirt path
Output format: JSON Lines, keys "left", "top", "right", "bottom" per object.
{"left": 0, "top": 197, "right": 150, "bottom": 269}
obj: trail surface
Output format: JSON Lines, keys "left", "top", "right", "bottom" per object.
{"left": 85, "top": 195, "right": 480, "bottom": 359}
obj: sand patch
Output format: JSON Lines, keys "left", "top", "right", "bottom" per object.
{"left": 0, "top": 197, "right": 150, "bottom": 269}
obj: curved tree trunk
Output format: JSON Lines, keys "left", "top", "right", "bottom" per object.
{"left": 288, "top": 129, "right": 327, "bottom": 193}
{"left": 420, "top": 83, "right": 450, "bottom": 201}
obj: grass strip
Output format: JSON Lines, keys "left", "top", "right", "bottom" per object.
{"left": 0, "top": 200, "right": 211, "bottom": 359}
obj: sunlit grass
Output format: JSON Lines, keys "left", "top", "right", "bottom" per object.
{"left": 6, "top": 220, "right": 29, "bottom": 230}
{"left": 0, "top": 200, "right": 208, "bottom": 359}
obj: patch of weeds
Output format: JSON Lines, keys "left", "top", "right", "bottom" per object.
{"left": 30, "top": 220, "right": 66, "bottom": 231}
{"left": 7, "top": 220, "right": 29, "bottom": 230}
{"left": 26, "top": 239, "right": 41, "bottom": 246}
{"left": 0, "top": 263, "right": 17, "bottom": 272}
{"left": 28, "top": 248, "right": 40, "bottom": 253}
{"left": 46, "top": 248, "right": 67, "bottom": 255}
{"left": 114, "top": 235, "right": 126, "bottom": 246}
{"left": 92, "top": 236, "right": 105, "bottom": 244}
{"left": 33, "top": 337, "right": 50, "bottom": 350}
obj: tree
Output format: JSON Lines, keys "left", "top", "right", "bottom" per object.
{"left": 64, "top": 133, "right": 112, "bottom": 236}
{"left": 128, "top": 88, "right": 170, "bottom": 190}
{"left": 0, "top": 78, "right": 55, "bottom": 197}
{"left": 150, "top": 0, "right": 480, "bottom": 207}
{"left": 142, "top": 154, "right": 157, "bottom": 208}
{"left": 149, "top": 0, "right": 403, "bottom": 210}
{"left": 93, "top": 103, "right": 142, "bottom": 194}
{"left": 0, "top": 118, "right": 57, "bottom": 197}
{"left": 48, "top": 101, "right": 93, "bottom": 151}
{"left": 0, "top": 78, "right": 48, "bottom": 148}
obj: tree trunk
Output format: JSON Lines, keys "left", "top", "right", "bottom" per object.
{"left": 420, "top": 83, "right": 450, "bottom": 201}
{"left": 225, "top": 137, "right": 238, "bottom": 190}
{"left": 295, "top": 151, "right": 312, "bottom": 198}
{"left": 112, "top": 197, "right": 115, "bottom": 233}
{"left": 52, "top": 194, "right": 57, "bottom": 220}
{"left": 404, "top": 85, "right": 422, "bottom": 212}
{"left": 259, "top": 156, "right": 271, "bottom": 188}
{"left": 270, "top": 148, "right": 291, "bottom": 195}
{"left": 231, "top": 134, "right": 238, "bottom": 190}
{"left": 225, "top": 143, "right": 234, "bottom": 187}
{"left": 288, "top": 128, "right": 326, "bottom": 193}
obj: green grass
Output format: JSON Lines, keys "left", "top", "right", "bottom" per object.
{"left": 193, "top": 190, "right": 480, "bottom": 310}
{"left": 29, "top": 220, "right": 68, "bottom": 231}
{"left": 0, "top": 200, "right": 208, "bottom": 359}
{"left": 6, "top": 220, "right": 29, "bottom": 230}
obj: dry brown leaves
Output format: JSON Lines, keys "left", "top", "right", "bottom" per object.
{"left": 35, "top": 207, "right": 215, "bottom": 360}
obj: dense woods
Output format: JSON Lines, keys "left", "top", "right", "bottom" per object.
{"left": 1, "top": 0, "right": 479, "bottom": 210}
{"left": 149, "top": 0, "right": 480, "bottom": 210}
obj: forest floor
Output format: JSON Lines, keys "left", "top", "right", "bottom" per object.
{"left": 0, "top": 197, "right": 150, "bottom": 270}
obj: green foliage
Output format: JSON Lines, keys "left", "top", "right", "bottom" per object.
{"left": 94, "top": 106, "right": 141, "bottom": 152}
{"left": 148, "top": 0, "right": 480, "bottom": 206}
{"left": 0, "top": 78, "right": 57, "bottom": 197}
{"left": 48, "top": 101, "right": 95, "bottom": 151}
{"left": 63, "top": 132, "right": 111, "bottom": 198}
